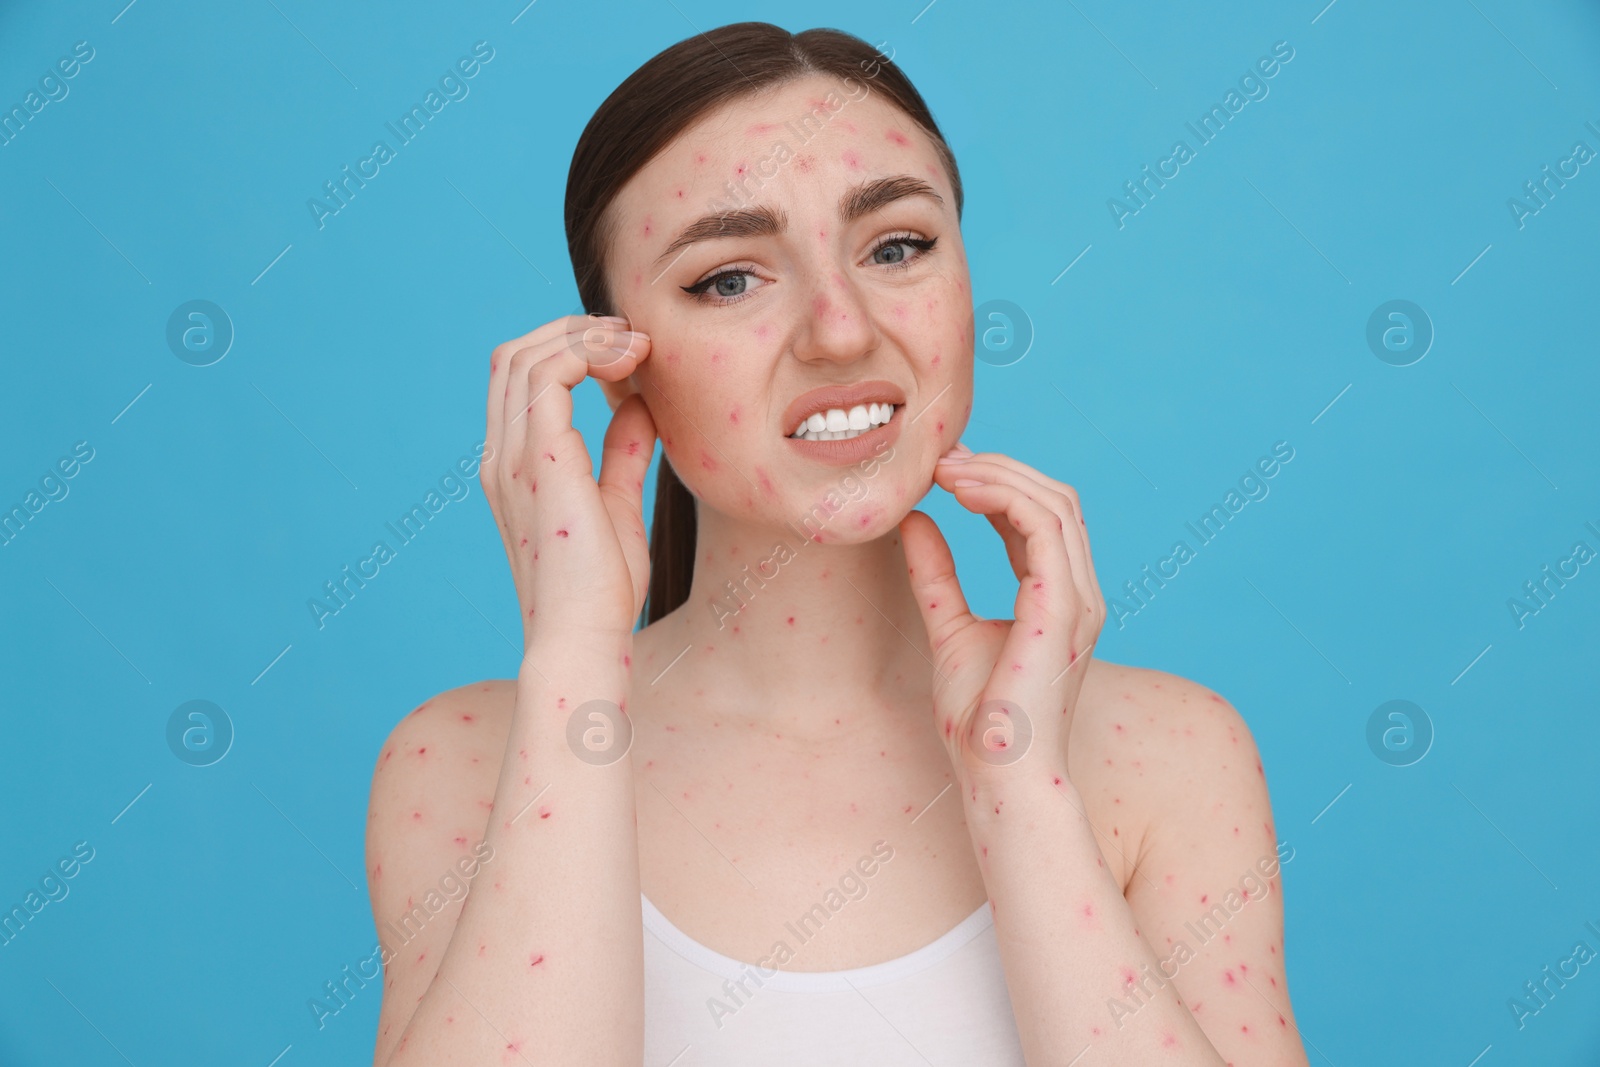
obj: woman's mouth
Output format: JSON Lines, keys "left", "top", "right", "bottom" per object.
{"left": 788, "top": 403, "right": 897, "bottom": 441}
{"left": 779, "top": 380, "right": 907, "bottom": 465}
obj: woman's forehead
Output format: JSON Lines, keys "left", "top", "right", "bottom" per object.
{"left": 608, "top": 77, "right": 945, "bottom": 233}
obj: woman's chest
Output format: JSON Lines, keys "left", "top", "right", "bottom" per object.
{"left": 625, "top": 700, "right": 1145, "bottom": 972}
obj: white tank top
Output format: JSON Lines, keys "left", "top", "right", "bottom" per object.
{"left": 641, "top": 893, "right": 1027, "bottom": 1065}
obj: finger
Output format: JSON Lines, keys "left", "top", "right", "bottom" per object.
{"left": 502, "top": 344, "right": 652, "bottom": 497}
{"left": 598, "top": 393, "right": 660, "bottom": 615}
{"left": 597, "top": 392, "right": 659, "bottom": 515}
{"left": 982, "top": 511, "right": 1029, "bottom": 581}
{"left": 567, "top": 319, "right": 652, "bottom": 382}
{"left": 935, "top": 458, "right": 1097, "bottom": 616}
{"left": 940, "top": 478, "right": 1074, "bottom": 624}
{"left": 942, "top": 479, "right": 1096, "bottom": 700}
{"left": 938, "top": 461, "right": 1030, "bottom": 580}
{"left": 488, "top": 316, "right": 598, "bottom": 453}
{"left": 1071, "top": 501, "right": 1105, "bottom": 619}
{"left": 948, "top": 450, "right": 1102, "bottom": 609}
{"left": 500, "top": 322, "right": 644, "bottom": 432}
{"left": 898, "top": 510, "right": 977, "bottom": 656}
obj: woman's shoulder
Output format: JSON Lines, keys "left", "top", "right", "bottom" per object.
{"left": 371, "top": 679, "right": 520, "bottom": 778}
{"left": 366, "top": 680, "right": 519, "bottom": 848}
{"left": 1073, "top": 658, "right": 1268, "bottom": 856}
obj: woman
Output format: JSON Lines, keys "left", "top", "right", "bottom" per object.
{"left": 365, "top": 22, "right": 1309, "bottom": 1066}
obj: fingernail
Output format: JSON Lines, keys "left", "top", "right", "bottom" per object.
{"left": 937, "top": 454, "right": 969, "bottom": 464}
{"left": 952, "top": 478, "right": 984, "bottom": 487}
{"left": 952, "top": 441, "right": 973, "bottom": 455}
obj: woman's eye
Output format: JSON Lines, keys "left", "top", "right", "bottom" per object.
{"left": 712, "top": 272, "right": 750, "bottom": 297}
{"left": 870, "top": 235, "right": 936, "bottom": 269}
{"left": 683, "top": 268, "right": 762, "bottom": 303}
{"left": 874, "top": 242, "right": 912, "bottom": 265}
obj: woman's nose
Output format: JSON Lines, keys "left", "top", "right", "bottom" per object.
{"left": 793, "top": 270, "right": 880, "bottom": 365}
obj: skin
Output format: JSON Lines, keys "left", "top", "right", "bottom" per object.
{"left": 366, "top": 74, "right": 1311, "bottom": 1066}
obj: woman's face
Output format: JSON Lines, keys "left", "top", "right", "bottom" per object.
{"left": 603, "top": 73, "right": 974, "bottom": 542}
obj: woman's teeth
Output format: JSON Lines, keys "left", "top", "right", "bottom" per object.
{"left": 790, "top": 403, "right": 896, "bottom": 441}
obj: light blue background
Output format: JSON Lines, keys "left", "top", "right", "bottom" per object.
{"left": 2, "top": 0, "right": 1597, "bottom": 1064}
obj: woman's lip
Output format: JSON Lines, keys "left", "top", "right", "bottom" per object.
{"left": 783, "top": 408, "right": 903, "bottom": 465}
{"left": 781, "top": 380, "right": 907, "bottom": 437}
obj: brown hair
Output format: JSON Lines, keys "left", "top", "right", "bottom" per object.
{"left": 563, "top": 21, "right": 964, "bottom": 629}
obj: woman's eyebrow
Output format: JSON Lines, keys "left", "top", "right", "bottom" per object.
{"left": 652, "top": 175, "right": 944, "bottom": 266}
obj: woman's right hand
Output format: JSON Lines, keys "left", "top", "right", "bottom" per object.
{"left": 480, "top": 314, "right": 657, "bottom": 654}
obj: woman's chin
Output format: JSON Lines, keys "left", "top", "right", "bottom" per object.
{"left": 766, "top": 493, "right": 913, "bottom": 546}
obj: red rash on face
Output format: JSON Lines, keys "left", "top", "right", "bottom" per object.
{"left": 700, "top": 452, "right": 719, "bottom": 471}
{"left": 757, "top": 467, "right": 776, "bottom": 496}
{"left": 840, "top": 149, "right": 862, "bottom": 169}
{"left": 729, "top": 405, "right": 741, "bottom": 424}
{"left": 886, "top": 129, "right": 910, "bottom": 146}
{"left": 796, "top": 155, "right": 813, "bottom": 172}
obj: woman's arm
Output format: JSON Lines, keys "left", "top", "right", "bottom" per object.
{"left": 369, "top": 317, "right": 658, "bottom": 1065}
{"left": 900, "top": 448, "right": 1309, "bottom": 1064}
{"left": 1115, "top": 682, "right": 1309, "bottom": 1064}
{"left": 964, "top": 683, "right": 1310, "bottom": 1065}
{"left": 368, "top": 647, "right": 643, "bottom": 1067}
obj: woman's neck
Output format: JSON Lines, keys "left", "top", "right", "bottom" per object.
{"left": 646, "top": 505, "right": 937, "bottom": 736}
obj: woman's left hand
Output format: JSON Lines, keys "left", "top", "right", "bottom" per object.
{"left": 899, "top": 443, "right": 1107, "bottom": 789}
